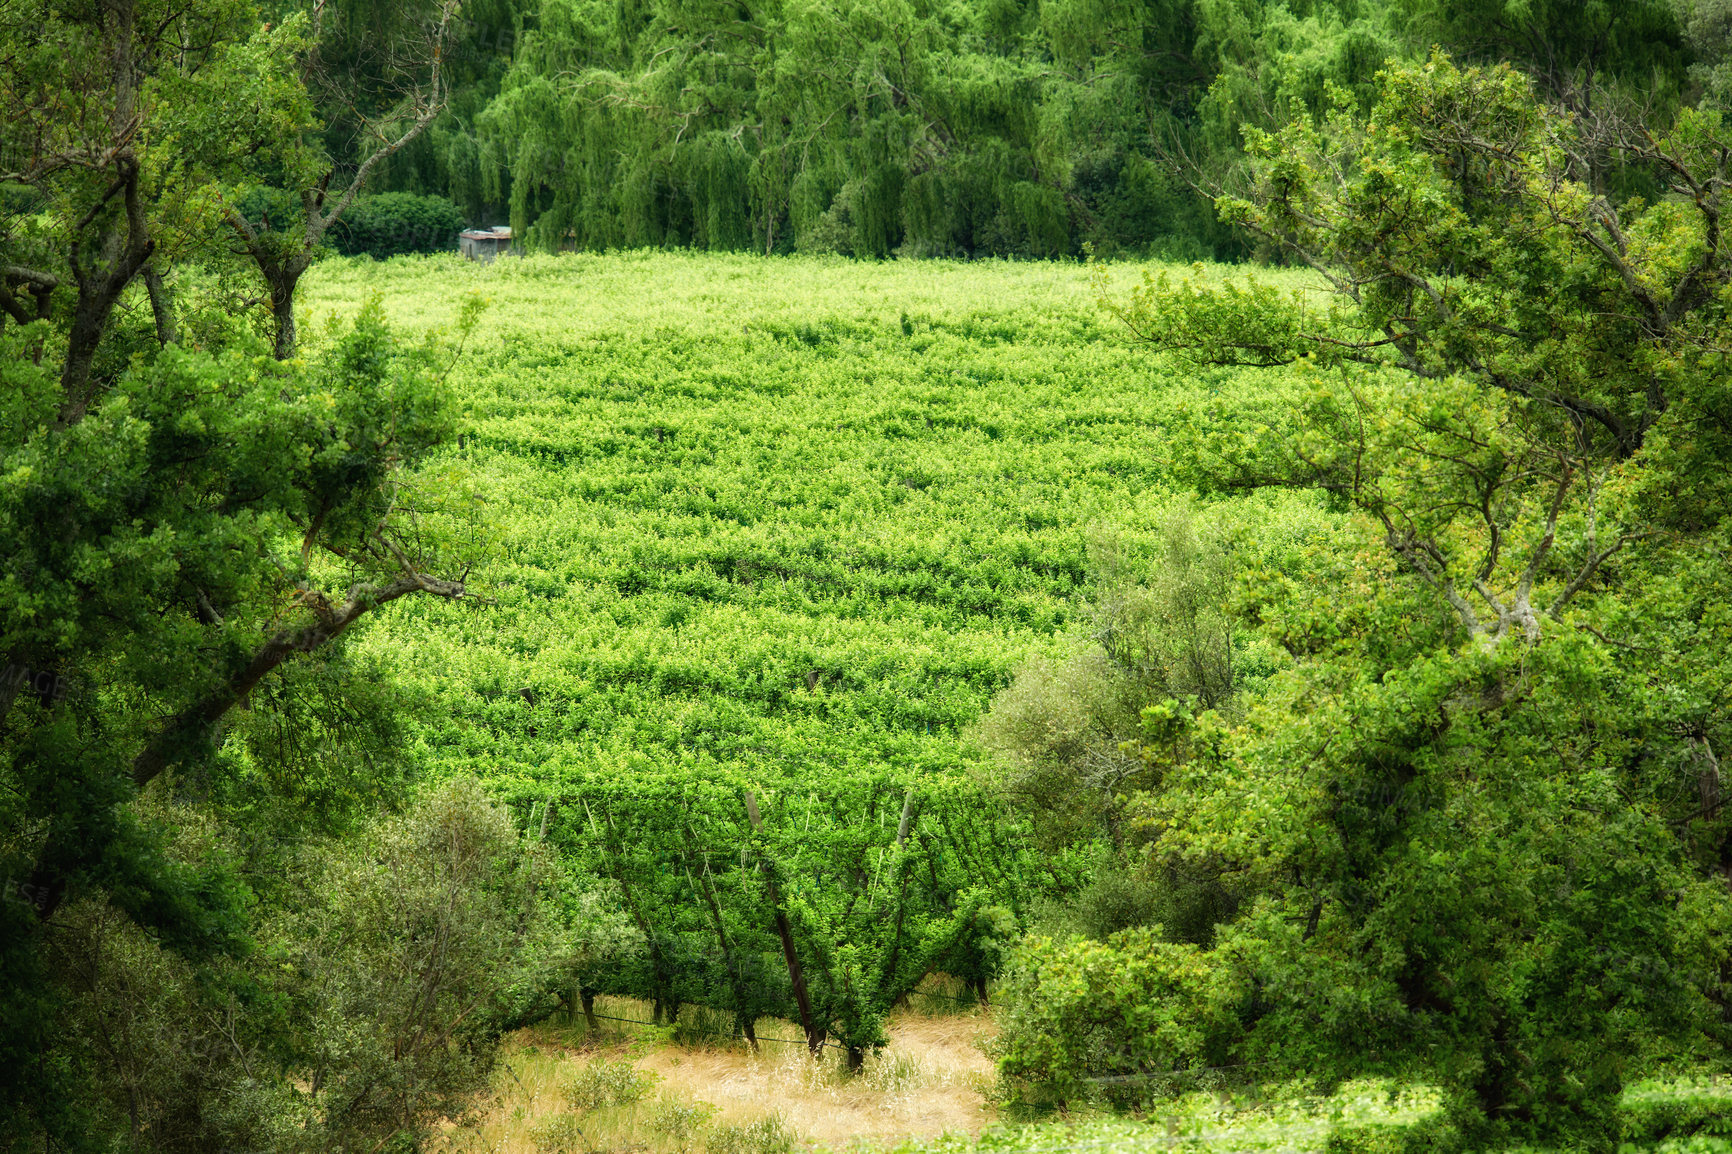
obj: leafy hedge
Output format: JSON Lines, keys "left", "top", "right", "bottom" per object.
{"left": 330, "top": 192, "right": 465, "bottom": 259}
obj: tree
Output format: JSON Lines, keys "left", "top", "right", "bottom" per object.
{"left": 1115, "top": 56, "right": 1732, "bottom": 640}
{"left": 0, "top": 0, "right": 295, "bottom": 396}
{"left": 1391, "top": 0, "right": 1690, "bottom": 117}
{"left": 558, "top": 763, "right": 1032, "bottom": 1073}
{"left": 224, "top": 0, "right": 461, "bottom": 358}
{"left": 0, "top": 0, "right": 489, "bottom": 1142}
{"left": 1017, "top": 54, "right": 1732, "bottom": 1139}
{"left": 273, "top": 778, "right": 621, "bottom": 1153}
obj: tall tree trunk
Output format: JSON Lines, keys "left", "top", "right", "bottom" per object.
{"left": 27, "top": 570, "right": 463, "bottom": 923}
{"left": 60, "top": 217, "right": 155, "bottom": 420}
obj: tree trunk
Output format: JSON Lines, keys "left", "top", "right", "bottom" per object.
{"left": 745, "top": 790, "right": 824, "bottom": 1055}
{"left": 581, "top": 988, "right": 598, "bottom": 1031}
{"left": 130, "top": 571, "right": 461, "bottom": 791}
{"left": 269, "top": 268, "right": 300, "bottom": 360}
{"left": 683, "top": 828, "right": 760, "bottom": 1053}
{"left": 846, "top": 1044, "right": 864, "bottom": 1073}
{"left": 60, "top": 253, "right": 146, "bottom": 416}
{"left": 26, "top": 570, "right": 462, "bottom": 924}
{"left": 0, "top": 654, "right": 36, "bottom": 725}
{"left": 143, "top": 262, "right": 176, "bottom": 346}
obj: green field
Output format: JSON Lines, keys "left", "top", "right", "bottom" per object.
{"left": 298, "top": 252, "right": 1300, "bottom": 807}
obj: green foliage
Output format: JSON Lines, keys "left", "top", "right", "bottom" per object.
{"left": 1389, "top": 0, "right": 1690, "bottom": 111}
{"left": 994, "top": 927, "right": 1244, "bottom": 1112}
{"left": 1001, "top": 51, "right": 1732, "bottom": 1146}
{"left": 366, "top": 0, "right": 1703, "bottom": 261}
{"left": 0, "top": 73, "right": 501, "bottom": 1128}
{"left": 560, "top": 1058, "right": 659, "bottom": 1112}
{"left": 648, "top": 1094, "right": 718, "bottom": 1151}
{"left": 2, "top": 778, "right": 619, "bottom": 1154}
{"left": 297, "top": 251, "right": 1253, "bottom": 1062}
{"left": 460, "top": 0, "right": 1403, "bottom": 259}
{"left": 331, "top": 193, "right": 467, "bottom": 259}
{"left": 669, "top": 1002, "right": 737, "bottom": 1047}
{"left": 704, "top": 1112, "right": 797, "bottom": 1154}
{"left": 530, "top": 1112, "right": 590, "bottom": 1154}
{"left": 270, "top": 777, "right": 593, "bottom": 1152}
{"left": 1621, "top": 1077, "right": 1732, "bottom": 1146}
{"left": 871, "top": 1080, "right": 1452, "bottom": 1151}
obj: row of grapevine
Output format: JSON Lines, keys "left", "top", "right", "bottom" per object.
{"left": 550, "top": 763, "right": 1056, "bottom": 1065}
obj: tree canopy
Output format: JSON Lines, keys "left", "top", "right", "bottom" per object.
{"left": 989, "top": 51, "right": 1732, "bottom": 1142}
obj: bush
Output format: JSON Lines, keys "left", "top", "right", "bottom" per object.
{"left": 278, "top": 776, "right": 582, "bottom": 1151}
{"left": 530, "top": 1113, "right": 589, "bottom": 1154}
{"left": 705, "top": 1113, "right": 796, "bottom": 1154}
{"left": 647, "top": 1094, "right": 715, "bottom": 1151}
{"left": 331, "top": 192, "right": 465, "bottom": 259}
{"left": 992, "top": 927, "right": 1244, "bottom": 1113}
{"left": 1621, "top": 1077, "right": 1732, "bottom": 1146}
{"left": 559, "top": 1058, "right": 658, "bottom": 1112}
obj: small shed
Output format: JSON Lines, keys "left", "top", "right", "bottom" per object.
{"left": 458, "top": 226, "right": 513, "bottom": 263}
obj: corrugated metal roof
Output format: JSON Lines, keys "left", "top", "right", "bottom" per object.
{"left": 458, "top": 227, "right": 512, "bottom": 240}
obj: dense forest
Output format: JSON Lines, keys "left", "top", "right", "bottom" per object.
{"left": 349, "top": 0, "right": 1704, "bottom": 258}
{"left": 8, "top": 0, "right": 1732, "bottom": 1151}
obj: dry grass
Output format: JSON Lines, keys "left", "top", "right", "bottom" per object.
{"left": 433, "top": 989, "right": 999, "bottom": 1153}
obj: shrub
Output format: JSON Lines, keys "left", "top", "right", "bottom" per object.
{"left": 559, "top": 1058, "right": 658, "bottom": 1112}
{"left": 705, "top": 1113, "right": 797, "bottom": 1154}
{"left": 1621, "top": 1077, "right": 1732, "bottom": 1146}
{"left": 647, "top": 1094, "right": 715, "bottom": 1151}
{"left": 530, "top": 1113, "right": 589, "bottom": 1154}
{"left": 992, "top": 927, "right": 1244, "bottom": 1113}
{"left": 331, "top": 192, "right": 465, "bottom": 258}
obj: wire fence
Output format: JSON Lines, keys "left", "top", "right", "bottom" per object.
{"left": 572, "top": 1009, "right": 841, "bottom": 1051}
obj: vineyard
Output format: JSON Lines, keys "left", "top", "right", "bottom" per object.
{"left": 17, "top": 2, "right": 1732, "bottom": 1148}
{"left": 292, "top": 251, "right": 1323, "bottom": 1070}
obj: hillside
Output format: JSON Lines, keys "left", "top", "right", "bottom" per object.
{"left": 298, "top": 252, "right": 1308, "bottom": 805}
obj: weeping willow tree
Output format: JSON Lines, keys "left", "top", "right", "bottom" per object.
{"left": 475, "top": 0, "right": 1229, "bottom": 256}
{"left": 445, "top": 0, "right": 1694, "bottom": 257}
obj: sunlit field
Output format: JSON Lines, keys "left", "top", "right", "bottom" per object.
{"left": 296, "top": 251, "right": 1317, "bottom": 809}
